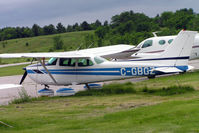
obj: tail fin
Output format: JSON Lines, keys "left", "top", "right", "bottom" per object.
{"left": 156, "top": 30, "right": 197, "bottom": 66}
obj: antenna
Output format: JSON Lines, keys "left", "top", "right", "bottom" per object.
{"left": 152, "top": 31, "right": 161, "bottom": 37}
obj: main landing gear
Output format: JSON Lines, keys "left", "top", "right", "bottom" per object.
{"left": 85, "top": 83, "right": 91, "bottom": 90}
{"left": 38, "top": 85, "right": 54, "bottom": 96}
{"left": 147, "top": 75, "right": 156, "bottom": 79}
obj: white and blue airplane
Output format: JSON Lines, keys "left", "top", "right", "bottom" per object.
{"left": 0, "top": 30, "right": 196, "bottom": 91}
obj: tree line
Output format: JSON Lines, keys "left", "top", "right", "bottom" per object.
{"left": 1, "top": 8, "right": 199, "bottom": 47}
{"left": 0, "top": 20, "right": 103, "bottom": 41}
{"left": 92, "top": 8, "right": 199, "bottom": 47}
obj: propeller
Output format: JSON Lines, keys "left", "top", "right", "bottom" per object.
{"left": 20, "top": 68, "right": 27, "bottom": 85}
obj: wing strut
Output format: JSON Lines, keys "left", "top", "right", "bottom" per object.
{"left": 37, "top": 58, "right": 57, "bottom": 85}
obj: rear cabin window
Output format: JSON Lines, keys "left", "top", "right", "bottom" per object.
{"left": 48, "top": 58, "right": 57, "bottom": 65}
{"left": 59, "top": 58, "right": 76, "bottom": 66}
{"left": 168, "top": 39, "right": 174, "bottom": 44}
{"left": 94, "top": 56, "right": 106, "bottom": 64}
{"left": 142, "top": 40, "right": 153, "bottom": 48}
{"left": 78, "top": 59, "right": 93, "bottom": 67}
{"left": 159, "top": 40, "right": 166, "bottom": 45}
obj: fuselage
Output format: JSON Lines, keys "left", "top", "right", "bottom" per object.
{"left": 26, "top": 56, "right": 187, "bottom": 86}
{"left": 132, "top": 34, "right": 199, "bottom": 60}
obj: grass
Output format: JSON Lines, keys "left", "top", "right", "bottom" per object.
{"left": 11, "top": 88, "right": 31, "bottom": 104}
{"left": 1, "top": 92, "right": 199, "bottom": 132}
{"left": 0, "top": 64, "right": 27, "bottom": 77}
{"left": 0, "top": 31, "right": 93, "bottom": 64}
{"left": 76, "top": 82, "right": 136, "bottom": 96}
{"left": 135, "top": 71, "right": 199, "bottom": 90}
{"left": 76, "top": 82, "right": 195, "bottom": 96}
{"left": 142, "top": 85, "right": 195, "bottom": 96}
{"left": 0, "top": 71, "right": 199, "bottom": 132}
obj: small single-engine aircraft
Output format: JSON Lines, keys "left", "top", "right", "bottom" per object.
{"left": 130, "top": 32, "right": 199, "bottom": 60}
{"left": 0, "top": 30, "right": 197, "bottom": 91}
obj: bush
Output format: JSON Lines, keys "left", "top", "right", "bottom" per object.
{"left": 75, "top": 82, "right": 136, "bottom": 96}
{"left": 142, "top": 85, "right": 195, "bottom": 96}
{"left": 48, "top": 47, "right": 54, "bottom": 52}
{"left": 11, "top": 88, "right": 31, "bottom": 104}
{"left": 25, "top": 42, "right": 29, "bottom": 47}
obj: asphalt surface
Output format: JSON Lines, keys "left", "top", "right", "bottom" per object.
{"left": 0, "top": 60, "right": 198, "bottom": 105}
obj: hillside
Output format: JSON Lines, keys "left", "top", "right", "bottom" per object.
{"left": 0, "top": 31, "right": 93, "bottom": 53}
{"left": 0, "top": 31, "right": 93, "bottom": 64}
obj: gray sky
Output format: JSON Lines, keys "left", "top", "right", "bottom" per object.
{"left": 0, "top": 0, "right": 199, "bottom": 28}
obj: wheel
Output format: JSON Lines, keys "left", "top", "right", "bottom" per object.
{"left": 147, "top": 75, "right": 156, "bottom": 79}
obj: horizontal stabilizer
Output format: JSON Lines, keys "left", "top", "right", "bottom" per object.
{"left": 0, "top": 84, "right": 22, "bottom": 90}
{"left": 152, "top": 67, "right": 183, "bottom": 73}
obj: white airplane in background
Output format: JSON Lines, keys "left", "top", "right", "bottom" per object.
{"left": 130, "top": 32, "right": 199, "bottom": 60}
{"left": 0, "top": 30, "right": 196, "bottom": 91}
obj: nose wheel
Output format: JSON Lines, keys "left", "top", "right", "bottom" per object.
{"left": 44, "top": 85, "right": 49, "bottom": 89}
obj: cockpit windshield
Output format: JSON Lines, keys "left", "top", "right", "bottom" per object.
{"left": 48, "top": 58, "right": 57, "bottom": 65}
{"left": 141, "top": 40, "right": 153, "bottom": 48}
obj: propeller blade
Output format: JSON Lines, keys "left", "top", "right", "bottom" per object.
{"left": 20, "top": 71, "right": 27, "bottom": 84}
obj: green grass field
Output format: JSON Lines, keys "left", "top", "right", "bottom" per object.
{"left": 0, "top": 31, "right": 93, "bottom": 64}
{"left": 0, "top": 65, "right": 27, "bottom": 77}
{"left": 0, "top": 71, "right": 199, "bottom": 132}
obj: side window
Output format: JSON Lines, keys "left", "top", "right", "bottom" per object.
{"left": 168, "top": 39, "right": 173, "bottom": 44}
{"left": 59, "top": 58, "right": 76, "bottom": 67}
{"left": 48, "top": 58, "right": 57, "bottom": 65}
{"left": 78, "top": 59, "right": 93, "bottom": 67}
{"left": 142, "top": 40, "right": 153, "bottom": 48}
{"left": 71, "top": 59, "right": 76, "bottom": 66}
{"left": 159, "top": 40, "right": 166, "bottom": 45}
{"left": 94, "top": 56, "right": 105, "bottom": 64}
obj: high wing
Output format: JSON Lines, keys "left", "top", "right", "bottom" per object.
{"left": 0, "top": 52, "right": 91, "bottom": 58}
{"left": 0, "top": 44, "right": 135, "bottom": 59}
{"left": 79, "top": 44, "right": 138, "bottom": 59}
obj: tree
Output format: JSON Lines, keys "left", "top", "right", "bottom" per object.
{"left": 32, "top": 24, "right": 42, "bottom": 36}
{"left": 103, "top": 21, "right": 108, "bottom": 26}
{"left": 43, "top": 24, "right": 56, "bottom": 35}
{"left": 136, "top": 22, "right": 151, "bottom": 32}
{"left": 95, "top": 27, "right": 106, "bottom": 39}
{"left": 97, "top": 38, "right": 103, "bottom": 47}
{"left": 21, "top": 27, "right": 33, "bottom": 37}
{"left": 66, "top": 25, "right": 74, "bottom": 32}
{"left": 56, "top": 22, "right": 66, "bottom": 33}
{"left": 95, "top": 20, "right": 102, "bottom": 27}
{"left": 81, "top": 21, "right": 91, "bottom": 31}
{"left": 73, "top": 23, "right": 80, "bottom": 31}
{"left": 53, "top": 36, "right": 64, "bottom": 50}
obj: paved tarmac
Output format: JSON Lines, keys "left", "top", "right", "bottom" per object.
{"left": 0, "top": 60, "right": 198, "bottom": 105}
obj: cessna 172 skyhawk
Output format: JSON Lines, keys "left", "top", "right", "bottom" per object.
{"left": 130, "top": 32, "right": 199, "bottom": 60}
{"left": 0, "top": 30, "right": 197, "bottom": 91}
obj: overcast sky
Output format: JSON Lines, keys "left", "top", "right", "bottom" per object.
{"left": 0, "top": 0, "right": 199, "bottom": 28}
